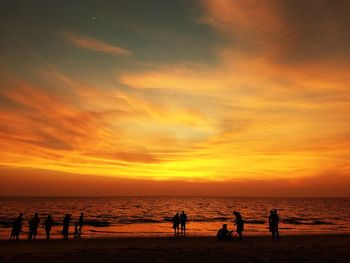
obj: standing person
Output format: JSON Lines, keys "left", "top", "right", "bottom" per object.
{"left": 28, "top": 213, "right": 40, "bottom": 240}
{"left": 180, "top": 211, "right": 187, "bottom": 236}
{"left": 74, "top": 222, "right": 79, "bottom": 239}
{"left": 274, "top": 209, "right": 280, "bottom": 240}
{"left": 78, "top": 212, "right": 84, "bottom": 236}
{"left": 44, "top": 215, "right": 54, "bottom": 239}
{"left": 10, "top": 213, "right": 23, "bottom": 241}
{"left": 233, "top": 211, "right": 244, "bottom": 240}
{"left": 62, "top": 214, "right": 72, "bottom": 240}
{"left": 172, "top": 212, "right": 180, "bottom": 236}
{"left": 269, "top": 210, "right": 277, "bottom": 240}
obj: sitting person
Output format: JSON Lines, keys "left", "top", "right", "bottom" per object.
{"left": 217, "top": 224, "right": 233, "bottom": 241}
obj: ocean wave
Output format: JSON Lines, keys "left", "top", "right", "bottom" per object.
{"left": 83, "top": 220, "right": 111, "bottom": 227}
{"left": 282, "top": 218, "right": 334, "bottom": 225}
{"left": 244, "top": 220, "right": 266, "bottom": 224}
{"left": 189, "top": 217, "right": 232, "bottom": 222}
{"left": 0, "top": 220, "right": 12, "bottom": 228}
{"left": 120, "top": 219, "right": 161, "bottom": 224}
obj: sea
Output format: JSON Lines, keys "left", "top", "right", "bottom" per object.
{"left": 0, "top": 197, "right": 349, "bottom": 239}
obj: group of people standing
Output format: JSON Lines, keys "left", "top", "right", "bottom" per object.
{"left": 10, "top": 209, "right": 279, "bottom": 241}
{"left": 172, "top": 211, "right": 187, "bottom": 236}
{"left": 10, "top": 212, "right": 84, "bottom": 241}
{"left": 217, "top": 210, "right": 280, "bottom": 241}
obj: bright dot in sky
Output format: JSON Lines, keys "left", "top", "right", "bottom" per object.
{"left": 92, "top": 17, "right": 96, "bottom": 21}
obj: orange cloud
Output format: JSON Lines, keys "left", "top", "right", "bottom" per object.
{"left": 0, "top": 69, "right": 222, "bottom": 180}
{"left": 111, "top": 0, "right": 350, "bottom": 183}
{"left": 199, "top": 0, "right": 350, "bottom": 62}
{"left": 64, "top": 31, "right": 131, "bottom": 56}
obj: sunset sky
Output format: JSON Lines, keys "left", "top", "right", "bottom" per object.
{"left": 1, "top": 0, "right": 350, "bottom": 196}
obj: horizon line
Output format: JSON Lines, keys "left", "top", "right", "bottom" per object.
{"left": 1, "top": 195, "right": 349, "bottom": 198}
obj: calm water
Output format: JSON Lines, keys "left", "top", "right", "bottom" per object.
{"left": 0, "top": 197, "right": 349, "bottom": 239}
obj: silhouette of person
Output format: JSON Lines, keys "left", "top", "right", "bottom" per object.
{"left": 62, "top": 214, "right": 72, "bottom": 240}
{"left": 44, "top": 215, "right": 54, "bottom": 239}
{"left": 74, "top": 222, "right": 79, "bottom": 239}
{"left": 28, "top": 213, "right": 40, "bottom": 240}
{"left": 269, "top": 209, "right": 280, "bottom": 240}
{"left": 172, "top": 212, "right": 180, "bottom": 236}
{"left": 233, "top": 211, "right": 244, "bottom": 240}
{"left": 10, "top": 213, "right": 23, "bottom": 241}
{"left": 180, "top": 211, "right": 187, "bottom": 235}
{"left": 274, "top": 209, "right": 280, "bottom": 240}
{"left": 217, "top": 224, "right": 233, "bottom": 240}
{"left": 269, "top": 210, "right": 276, "bottom": 239}
{"left": 78, "top": 212, "right": 84, "bottom": 236}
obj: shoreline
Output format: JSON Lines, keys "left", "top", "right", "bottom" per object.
{"left": 1, "top": 234, "right": 350, "bottom": 262}
{"left": 1, "top": 228, "right": 349, "bottom": 241}
{"left": 1, "top": 232, "right": 350, "bottom": 241}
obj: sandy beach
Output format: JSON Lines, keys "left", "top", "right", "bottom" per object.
{"left": 1, "top": 235, "right": 349, "bottom": 263}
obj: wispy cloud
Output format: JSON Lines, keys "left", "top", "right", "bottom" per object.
{"left": 64, "top": 31, "right": 132, "bottom": 56}
{"left": 199, "top": 0, "right": 350, "bottom": 62}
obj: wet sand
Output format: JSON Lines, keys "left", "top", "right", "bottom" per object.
{"left": 1, "top": 235, "right": 350, "bottom": 262}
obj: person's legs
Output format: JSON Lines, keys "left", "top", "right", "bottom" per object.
{"left": 238, "top": 231, "right": 242, "bottom": 240}
{"left": 33, "top": 228, "right": 37, "bottom": 240}
{"left": 47, "top": 227, "right": 52, "bottom": 239}
{"left": 276, "top": 229, "right": 279, "bottom": 240}
{"left": 63, "top": 229, "right": 67, "bottom": 240}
